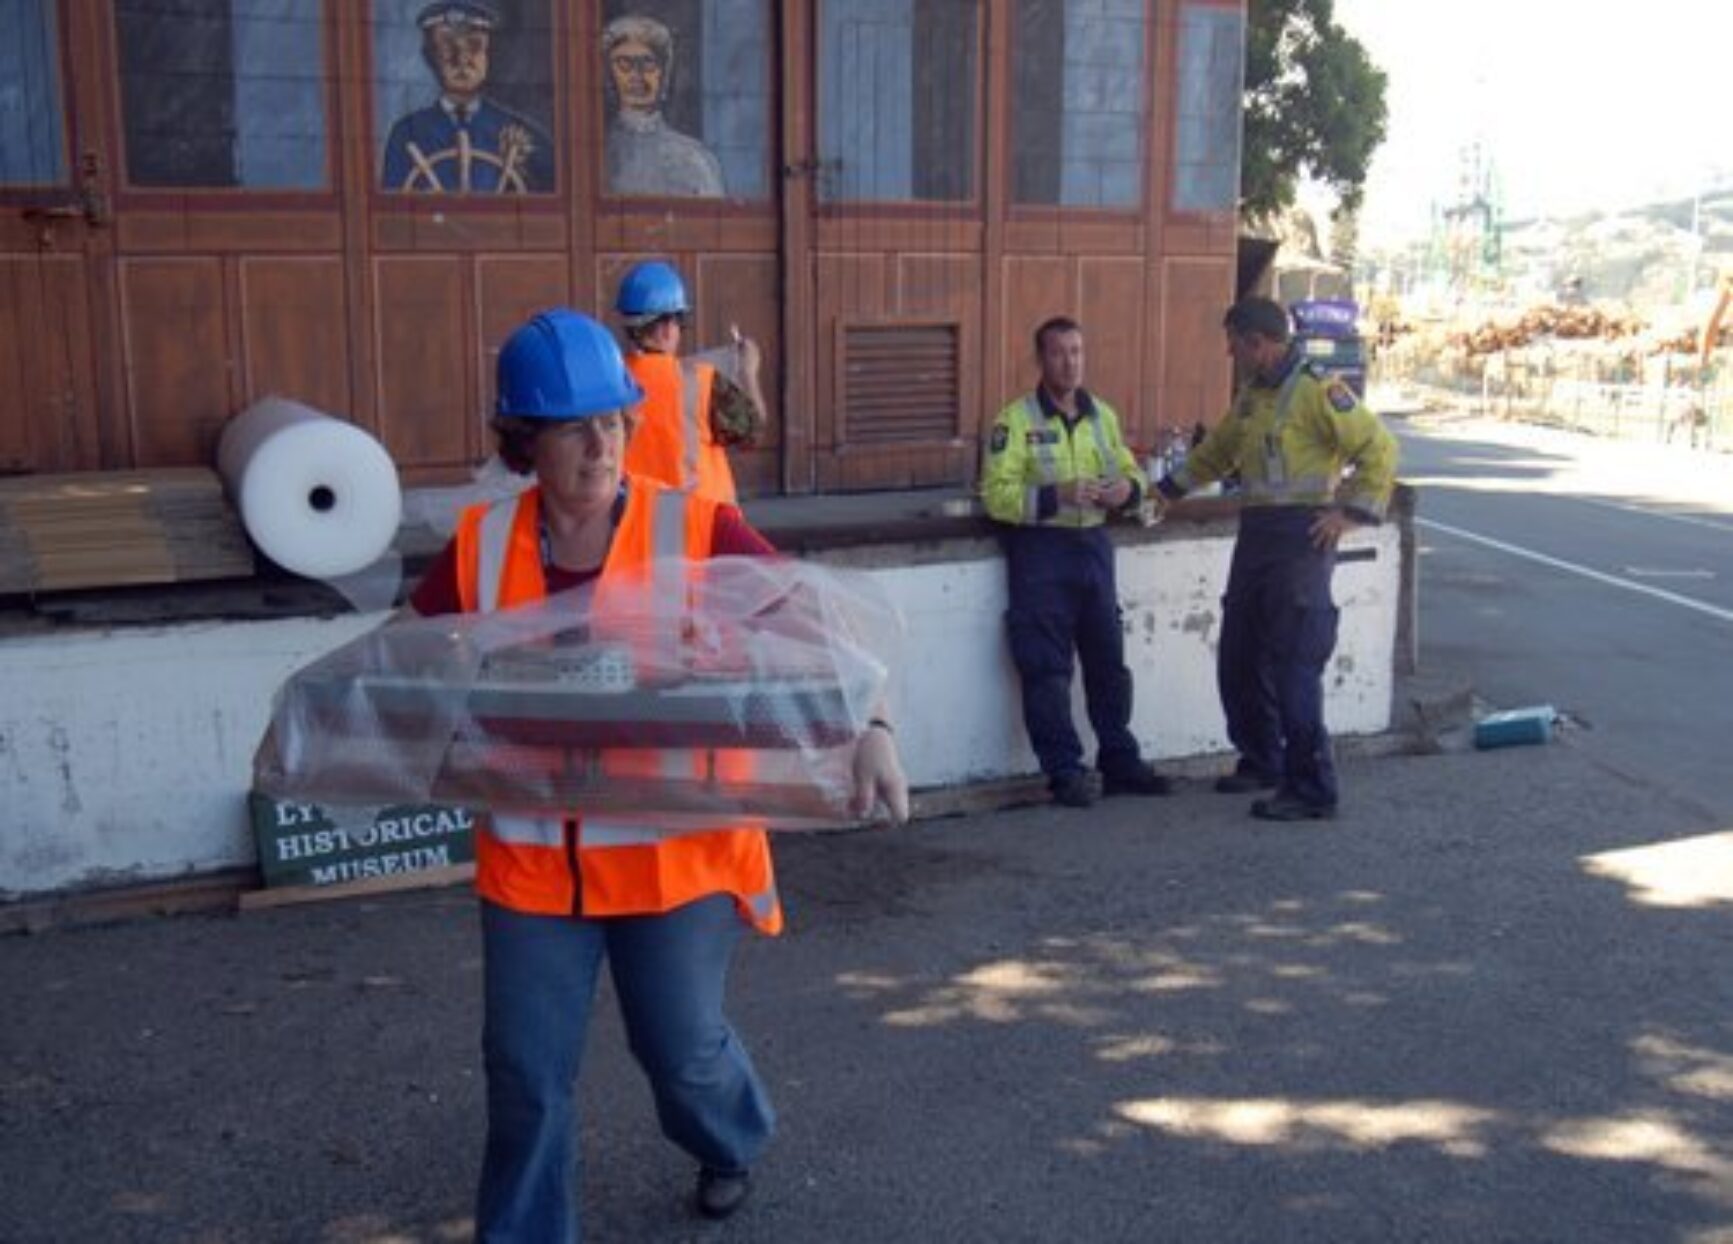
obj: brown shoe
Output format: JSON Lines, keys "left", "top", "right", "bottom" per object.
{"left": 696, "top": 1168, "right": 752, "bottom": 1220}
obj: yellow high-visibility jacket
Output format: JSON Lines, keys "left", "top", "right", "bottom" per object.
{"left": 1166, "top": 358, "right": 1397, "bottom": 521}
{"left": 981, "top": 389, "right": 1146, "bottom": 528}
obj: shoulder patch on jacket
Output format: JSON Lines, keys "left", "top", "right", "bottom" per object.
{"left": 990, "top": 424, "right": 1009, "bottom": 454}
{"left": 1325, "top": 381, "right": 1359, "bottom": 414}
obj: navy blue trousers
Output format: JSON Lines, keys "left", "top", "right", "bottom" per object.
{"left": 1218, "top": 507, "right": 1341, "bottom": 807}
{"left": 1003, "top": 525, "right": 1142, "bottom": 782}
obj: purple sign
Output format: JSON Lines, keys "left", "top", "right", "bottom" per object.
{"left": 1291, "top": 299, "right": 1359, "bottom": 336}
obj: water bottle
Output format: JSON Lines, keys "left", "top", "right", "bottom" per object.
{"left": 1139, "top": 450, "right": 1165, "bottom": 527}
{"left": 1166, "top": 428, "right": 1188, "bottom": 476}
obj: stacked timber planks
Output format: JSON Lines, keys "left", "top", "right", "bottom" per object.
{"left": 0, "top": 468, "right": 255, "bottom": 594}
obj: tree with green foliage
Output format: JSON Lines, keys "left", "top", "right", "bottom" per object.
{"left": 1242, "top": 0, "right": 1389, "bottom": 225}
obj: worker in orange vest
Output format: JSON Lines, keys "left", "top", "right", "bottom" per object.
{"left": 614, "top": 260, "right": 765, "bottom": 503}
{"left": 408, "top": 308, "right": 908, "bottom": 1238}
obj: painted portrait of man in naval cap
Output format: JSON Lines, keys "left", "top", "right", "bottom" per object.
{"left": 380, "top": 1, "right": 554, "bottom": 193}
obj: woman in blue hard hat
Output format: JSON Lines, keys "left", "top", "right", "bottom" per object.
{"left": 614, "top": 259, "right": 766, "bottom": 504}
{"left": 408, "top": 308, "right": 908, "bottom": 1240}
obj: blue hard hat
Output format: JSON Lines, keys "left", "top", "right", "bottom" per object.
{"left": 614, "top": 261, "right": 689, "bottom": 320}
{"left": 495, "top": 309, "right": 644, "bottom": 420}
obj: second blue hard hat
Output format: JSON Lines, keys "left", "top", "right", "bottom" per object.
{"left": 495, "top": 308, "right": 644, "bottom": 420}
{"left": 614, "top": 260, "right": 690, "bottom": 322}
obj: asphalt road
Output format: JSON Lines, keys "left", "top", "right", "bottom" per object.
{"left": 4, "top": 742, "right": 1730, "bottom": 1244}
{"left": 4, "top": 416, "right": 1729, "bottom": 1243}
{"left": 1395, "top": 416, "right": 1733, "bottom": 821}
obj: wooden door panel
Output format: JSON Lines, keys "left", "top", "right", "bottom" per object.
{"left": 1159, "top": 256, "right": 1234, "bottom": 432}
{"left": 815, "top": 444, "right": 972, "bottom": 492}
{"left": 374, "top": 257, "right": 470, "bottom": 473}
{"left": 120, "top": 257, "right": 230, "bottom": 467}
{"left": 812, "top": 254, "right": 889, "bottom": 452}
{"left": 896, "top": 252, "right": 981, "bottom": 444}
{"left": 476, "top": 255, "right": 571, "bottom": 456}
{"left": 119, "top": 213, "right": 343, "bottom": 254}
{"left": 999, "top": 255, "right": 1072, "bottom": 400}
{"left": 694, "top": 252, "right": 781, "bottom": 497}
{"left": 1078, "top": 256, "right": 1147, "bottom": 439}
{"left": 239, "top": 257, "right": 350, "bottom": 417}
{"left": 0, "top": 256, "right": 100, "bottom": 473}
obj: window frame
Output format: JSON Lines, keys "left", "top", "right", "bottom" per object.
{"left": 809, "top": 0, "right": 986, "bottom": 219}
{"left": 1167, "top": 0, "right": 1244, "bottom": 219}
{"left": 0, "top": 0, "right": 74, "bottom": 196}
{"left": 1003, "top": 0, "right": 1157, "bottom": 222}
{"left": 105, "top": 0, "right": 343, "bottom": 205}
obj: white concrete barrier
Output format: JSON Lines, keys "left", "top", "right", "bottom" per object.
{"left": 0, "top": 525, "right": 1398, "bottom": 898}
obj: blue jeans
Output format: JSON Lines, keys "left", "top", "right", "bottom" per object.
{"left": 474, "top": 895, "right": 775, "bottom": 1243}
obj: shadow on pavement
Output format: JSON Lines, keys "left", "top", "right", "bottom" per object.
{"left": 3, "top": 744, "right": 1730, "bottom": 1243}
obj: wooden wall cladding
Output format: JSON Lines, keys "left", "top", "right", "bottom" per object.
{"left": 120, "top": 258, "right": 231, "bottom": 468}
{"left": 807, "top": 248, "right": 983, "bottom": 492}
{"left": 1077, "top": 256, "right": 1148, "bottom": 444}
{"left": 999, "top": 255, "right": 1072, "bottom": 401}
{"left": 695, "top": 252, "right": 781, "bottom": 428}
{"left": 1, "top": 0, "right": 1251, "bottom": 498}
{"left": 372, "top": 210, "right": 567, "bottom": 254}
{"left": 999, "top": 254, "right": 1161, "bottom": 450}
{"left": 118, "top": 213, "right": 342, "bottom": 255}
{"left": 812, "top": 254, "right": 890, "bottom": 455}
{"left": 0, "top": 256, "right": 100, "bottom": 474}
{"left": 476, "top": 255, "right": 572, "bottom": 447}
{"left": 1159, "top": 256, "right": 1235, "bottom": 433}
{"left": 694, "top": 252, "right": 781, "bottom": 497}
{"left": 239, "top": 258, "right": 351, "bottom": 418}
{"left": 373, "top": 257, "right": 470, "bottom": 474}
{"left": 898, "top": 253, "right": 982, "bottom": 447}
{"left": 594, "top": 209, "right": 777, "bottom": 257}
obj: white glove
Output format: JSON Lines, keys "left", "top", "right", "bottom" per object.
{"left": 851, "top": 725, "right": 910, "bottom": 825}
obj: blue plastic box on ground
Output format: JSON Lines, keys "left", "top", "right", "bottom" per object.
{"left": 1473, "top": 705, "right": 1558, "bottom": 750}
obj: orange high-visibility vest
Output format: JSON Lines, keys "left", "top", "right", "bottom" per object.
{"left": 623, "top": 352, "right": 739, "bottom": 504}
{"left": 452, "top": 477, "right": 781, "bottom": 934}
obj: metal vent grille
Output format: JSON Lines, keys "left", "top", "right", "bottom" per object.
{"left": 840, "top": 322, "right": 960, "bottom": 444}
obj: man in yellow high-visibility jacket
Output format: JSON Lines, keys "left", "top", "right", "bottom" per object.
{"left": 1153, "top": 296, "right": 1398, "bottom": 821}
{"left": 981, "top": 316, "right": 1172, "bottom": 808}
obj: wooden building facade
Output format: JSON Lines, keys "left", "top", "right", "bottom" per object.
{"left": 1, "top": 0, "right": 1245, "bottom": 495}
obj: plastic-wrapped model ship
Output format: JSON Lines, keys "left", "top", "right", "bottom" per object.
{"left": 254, "top": 557, "right": 900, "bottom": 828}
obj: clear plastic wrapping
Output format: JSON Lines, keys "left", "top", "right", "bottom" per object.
{"left": 254, "top": 557, "right": 901, "bottom": 828}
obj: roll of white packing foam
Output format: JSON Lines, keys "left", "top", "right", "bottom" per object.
{"left": 218, "top": 397, "right": 403, "bottom": 580}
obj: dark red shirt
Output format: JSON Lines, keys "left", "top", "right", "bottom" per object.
{"left": 410, "top": 495, "right": 776, "bottom": 617}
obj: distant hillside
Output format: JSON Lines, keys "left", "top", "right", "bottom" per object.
{"left": 1366, "top": 188, "right": 1733, "bottom": 313}
{"left": 1496, "top": 188, "right": 1733, "bottom": 308}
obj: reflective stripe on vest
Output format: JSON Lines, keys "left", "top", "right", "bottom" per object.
{"left": 1021, "top": 395, "right": 1121, "bottom": 525}
{"left": 1239, "top": 369, "right": 1344, "bottom": 507}
{"left": 487, "top": 813, "right": 564, "bottom": 847}
{"left": 623, "top": 354, "right": 736, "bottom": 505}
{"left": 469, "top": 480, "right": 779, "bottom": 932}
{"left": 472, "top": 485, "right": 690, "bottom": 605}
{"left": 476, "top": 500, "right": 517, "bottom": 614}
